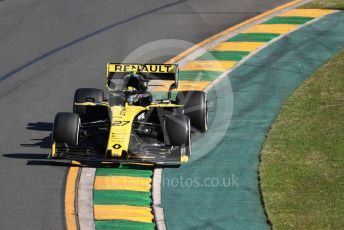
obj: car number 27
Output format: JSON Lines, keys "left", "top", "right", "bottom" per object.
{"left": 112, "top": 121, "right": 130, "bottom": 126}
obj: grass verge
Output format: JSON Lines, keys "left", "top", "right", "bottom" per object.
{"left": 301, "top": 0, "right": 344, "bottom": 10}
{"left": 260, "top": 47, "right": 344, "bottom": 229}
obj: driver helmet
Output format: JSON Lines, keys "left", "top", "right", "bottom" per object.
{"left": 123, "top": 73, "right": 148, "bottom": 92}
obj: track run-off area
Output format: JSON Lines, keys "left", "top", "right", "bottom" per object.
{"left": 1, "top": 0, "right": 344, "bottom": 230}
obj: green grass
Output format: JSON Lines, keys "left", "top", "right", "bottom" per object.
{"left": 301, "top": 0, "right": 344, "bottom": 10}
{"left": 260, "top": 48, "right": 344, "bottom": 229}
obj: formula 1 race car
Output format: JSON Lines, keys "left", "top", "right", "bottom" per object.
{"left": 49, "top": 63, "right": 208, "bottom": 165}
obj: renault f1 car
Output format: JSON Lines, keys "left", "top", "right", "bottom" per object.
{"left": 50, "top": 63, "right": 208, "bottom": 165}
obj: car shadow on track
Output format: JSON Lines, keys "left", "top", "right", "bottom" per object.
{"left": 20, "top": 122, "right": 53, "bottom": 149}
{"left": 2, "top": 153, "right": 79, "bottom": 167}
{"left": 2, "top": 121, "right": 79, "bottom": 167}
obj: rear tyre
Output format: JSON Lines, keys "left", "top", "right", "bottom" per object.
{"left": 176, "top": 90, "right": 208, "bottom": 132}
{"left": 73, "top": 88, "right": 104, "bottom": 121}
{"left": 53, "top": 112, "right": 80, "bottom": 146}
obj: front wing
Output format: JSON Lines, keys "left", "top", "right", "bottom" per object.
{"left": 49, "top": 144, "right": 184, "bottom": 166}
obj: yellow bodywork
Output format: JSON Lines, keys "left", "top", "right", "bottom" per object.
{"left": 75, "top": 101, "right": 182, "bottom": 157}
{"left": 51, "top": 142, "right": 56, "bottom": 157}
{"left": 107, "top": 104, "right": 145, "bottom": 157}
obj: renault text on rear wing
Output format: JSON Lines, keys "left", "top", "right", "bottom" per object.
{"left": 106, "top": 63, "right": 178, "bottom": 81}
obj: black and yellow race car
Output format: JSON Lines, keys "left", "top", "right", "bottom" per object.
{"left": 50, "top": 63, "right": 208, "bottom": 165}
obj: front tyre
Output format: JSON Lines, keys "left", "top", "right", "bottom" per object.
{"left": 165, "top": 114, "right": 189, "bottom": 146}
{"left": 185, "top": 116, "right": 192, "bottom": 158}
{"left": 176, "top": 90, "right": 208, "bottom": 132}
{"left": 53, "top": 112, "right": 80, "bottom": 146}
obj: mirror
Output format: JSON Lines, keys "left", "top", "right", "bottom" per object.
{"left": 168, "top": 83, "right": 177, "bottom": 100}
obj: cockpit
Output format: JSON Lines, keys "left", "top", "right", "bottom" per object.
{"left": 106, "top": 63, "right": 179, "bottom": 107}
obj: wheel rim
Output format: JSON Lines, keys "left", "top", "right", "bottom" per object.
{"left": 76, "top": 117, "right": 80, "bottom": 145}
{"left": 187, "top": 117, "right": 191, "bottom": 157}
{"left": 204, "top": 96, "right": 208, "bottom": 131}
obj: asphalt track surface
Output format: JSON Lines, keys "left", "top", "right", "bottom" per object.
{"left": 0, "top": 1, "right": 290, "bottom": 229}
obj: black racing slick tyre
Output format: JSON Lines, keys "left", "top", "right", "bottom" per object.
{"left": 176, "top": 90, "right": 208, "bottom": 132}
{"left": 73, "top": 88, "right": 104, "bottom": 121}
{"left": 53, "top": 112, "right": 80, "bottom": 146}
{"left": 165, "top": 114, "right": 189, "bottom": 146}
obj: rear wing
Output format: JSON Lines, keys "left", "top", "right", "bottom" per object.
{"left": 107, "top": 63, "right": 178, "bottom": 81}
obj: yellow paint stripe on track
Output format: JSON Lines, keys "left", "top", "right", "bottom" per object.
{"left": 150, "top": 80, "right": 210, "bottom": 91}
{"left": 94, "top": 176, "right": 151, "bottom": 192}
{"left": 212, "top": 42, "right": 265, "bottom": 52}
{"left": 181, "top": 60, "right": 236, "bottom": 72}
{"left": 94, "top": 205, "right": 154, "bottom": 223}
{"left": 166, "top": 0, "right": 306, "bottom": 64}
{"left": 65, "top": 161, "right": 80, "bottom": 230}
{"left": 243, "top": 24, "right": 299, "bottom": 34}
{"left": 280, "top": 9, "right": 336, "bottom": 18}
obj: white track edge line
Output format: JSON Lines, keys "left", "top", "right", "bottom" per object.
{"left": 77, "top": 167, "right": 96, "bottom": 230}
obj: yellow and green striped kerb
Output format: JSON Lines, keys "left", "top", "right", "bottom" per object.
{"left": 93, "top": 165, "right": 155, "bottom": 230}
{"left": 176, "top": 9, "right": 335, "bottom": 93}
